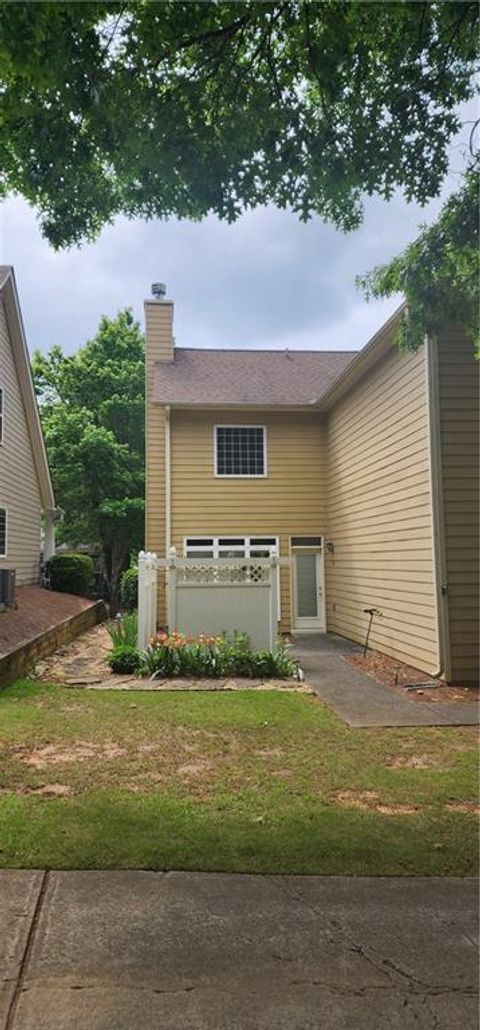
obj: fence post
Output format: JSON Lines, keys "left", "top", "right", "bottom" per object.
{"left": 167, "top": 546, "right": 177, "bottom": 632}
{"left": 137, "top": 551, "right": 148, "bottom": 649}
{"left": 269, "top": 549, "right": 279, "bottom": 651}
{"left": 137, "top": 551, "right": 158, "bottom": 649}
{"left": 148, "top": 552, "right": 158, "bottom": 643}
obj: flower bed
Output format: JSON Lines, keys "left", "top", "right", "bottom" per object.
{"left": 106, "top": 622, "right": 297, "bottom": 680}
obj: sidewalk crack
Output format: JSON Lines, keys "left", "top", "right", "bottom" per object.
{"left": 5, "top": 870, "right": 50, "bottom": 1030}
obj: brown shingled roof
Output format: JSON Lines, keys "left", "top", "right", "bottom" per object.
{"left": 153, "top": 348, "right": 357, "bottom": 406}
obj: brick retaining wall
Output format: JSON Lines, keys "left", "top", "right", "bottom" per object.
{"left": 0, "top": 600, "right": 107, "bottom": 688}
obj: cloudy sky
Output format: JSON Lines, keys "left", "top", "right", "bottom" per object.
{"left": 0, "top": 107, "right": 473, "bottom": 358}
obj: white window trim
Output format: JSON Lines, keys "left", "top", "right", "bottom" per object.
{"left": 213, "top": 424, "right": 267, "bottom": 478}
{"left": 183, "top": 535, "right": 280, "bottom": 618}
{"left": 0, "top": 387, "right": 4, "bottom": 446}
{"left": 0, "top": 508, "right": 7, "bottom": 558}
{"left": 183, "top": 535, "right": 279, "bottom": 559}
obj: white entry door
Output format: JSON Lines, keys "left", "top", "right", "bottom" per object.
{"left": 292, "top": 549, "right": 325, "bottom": 631}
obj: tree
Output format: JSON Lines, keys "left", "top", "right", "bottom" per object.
{"left": 358, "top": 167, "right": 479, "bottom": 354}
{"left": 32, "top": 310, "right": 145, "bottom": 607}
{"left": 1, "top": 1, "right": 478, "bottom": 247}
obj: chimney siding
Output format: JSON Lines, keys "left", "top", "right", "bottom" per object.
{"left": 145, "top": 298, "right": 174, "bottom": 626}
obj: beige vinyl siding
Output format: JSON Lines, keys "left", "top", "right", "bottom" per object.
{"left": 326, "top": 341, "right": 439, "bottom": 673}
{"left": 437, "top": 327, "right": 479, "bottom": 683}
{"left": 0, "top": 299, "right": 42, "bottom": 584}
{"left": 170, "top": 409, "right": 328, "bottom": 631}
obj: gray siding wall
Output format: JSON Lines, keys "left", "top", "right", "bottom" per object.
{"left": 0, "top": 299, "right": 42, "bottom": 584}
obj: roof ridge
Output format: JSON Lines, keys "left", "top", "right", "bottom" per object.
{"left": 173, "top": 347, "right": 358, "bottom": 355}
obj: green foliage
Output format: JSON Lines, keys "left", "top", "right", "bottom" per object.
{"left": 32, "top": 310, "right": 145, "bottom": 604}
{"left": 106, "top": 611, "right": 138, "bottom": 649}
{"left": 1, "top": 2, "right": 478, "bottom": 247}
{"left": 119, "top": 566, "right": 138, "bottom": 611}
{"left": 139, "top": 631, "right": 297, "bottom": 680}
{"left": 106, "top": 644, "right": 141, "bottom": 674}
{"left": 358, "top": 168, "right": 480, "bottom": 354}
{"left": 47, "top": 552, "right": 94, "bottom": 597}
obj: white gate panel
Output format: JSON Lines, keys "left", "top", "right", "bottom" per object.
{"left": 176, "top": 582, "right": 272, "bottom": 651}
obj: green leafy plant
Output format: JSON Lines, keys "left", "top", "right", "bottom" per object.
{"left": 106, "top": 644, "right": 141, "bottom": 674}
{"left": 47, "top": 552, "right": 94, "bottom": 597}
{"left": 138, "top": 631, "right": 296, "bottom": 680}
{"left": 106, "top": 611, "right": 138, "bottom": 649}
{"left": 33, "top": 310, "right": 145, "bottom": 608}
{"left": 2, "top": 3, "right": 477, "bottom": 248}
{"left": 120, "top": 566, "right": 138, "bottom": 611}
{"left": 358, "top": 168, "right": 479, "bottom": 355}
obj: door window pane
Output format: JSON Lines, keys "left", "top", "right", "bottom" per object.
{"left": 296, "top": 554, "right": 318, "bottom": 617}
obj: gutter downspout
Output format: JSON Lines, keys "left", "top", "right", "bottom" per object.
{"left": 165, "top": 405, "right": 171, "bottom": 555}
{"left": 425, "top": 335, "right": 450, "bottom": 680}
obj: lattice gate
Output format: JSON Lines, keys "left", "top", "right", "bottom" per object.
{"left": 138, "top": 548, "right": 280, "bottom": 651}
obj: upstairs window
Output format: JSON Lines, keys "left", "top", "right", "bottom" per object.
{"left": 0, "top": 509, "right": 6, "bottom": 557}
{"left": 215, "top": 425, "right": 266, "bottom": 477}
{"left": 0, "top": 388, "right": 3, "bottom": 444}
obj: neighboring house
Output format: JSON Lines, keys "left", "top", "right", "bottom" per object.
{"left": 0, "top": 266, "right": 59, "bottom": 590}
{"left": 145, "top": 288, "right": 479, "bottom": 684}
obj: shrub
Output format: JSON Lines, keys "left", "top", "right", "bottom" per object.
{"left": 47, "top": 552, "right": 94, "bottom": 597}
{"left": 107, "top": 644, "right": 141, "bottom": 674}
{"left": 120, "top": 567, "right": 138, "bottom": 611}
{"left": 107, "top": 611, "right": 138, "bottom": 648}
{"left": 139, "top": 631, "right": 297, "bottom": 680}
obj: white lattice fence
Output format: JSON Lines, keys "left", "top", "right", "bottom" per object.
{"left": 137, "top": 549, "right": 280, "bottom": 651}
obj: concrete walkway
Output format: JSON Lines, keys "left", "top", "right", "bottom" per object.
{"left": 1, "top": 870, "right": 478, "bottom": 1029}
{"left": 293, "top": 634, "right": 479, "bottom": 727}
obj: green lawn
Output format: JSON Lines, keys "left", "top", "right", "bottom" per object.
{"left": 0, "top": 679, "right": 477, "bottom": 874}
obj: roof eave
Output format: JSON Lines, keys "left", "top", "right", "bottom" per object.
{"left": 153, "top": 400, "right": 322, "bottom": 412}
{"left": 315, "top": 302, "right": 407, "bottom": 411}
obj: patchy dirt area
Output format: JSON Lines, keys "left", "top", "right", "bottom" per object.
{"left": 0, "top": 782, "right": 73, "bottom": 798}
{"left": 34, "top": 623, "right": 310, "bottom": 693}
{"left": 385, "top": 753, "right": 435, "bottom": 769}
{"left": 347, "top": 650, "right": 479, "bottom": 704}
{"left": 13, "top": 741, "right": 127, "bottom": 769}
{"left": 332, "top": 789, "right": 418, "bottom": 815}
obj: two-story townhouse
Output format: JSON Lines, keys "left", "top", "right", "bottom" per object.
{"left": 0, "top": 266, "right": 59, "bottom": 591}
{"left": 145, "top": 286, "right": 478, "bottom": 684}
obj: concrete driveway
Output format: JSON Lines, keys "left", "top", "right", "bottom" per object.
{"left": 2, "top": 870, "right": 478, "bottom": 1029}
{"left": 293, "top": 634, "right": 479, "bottom": 727}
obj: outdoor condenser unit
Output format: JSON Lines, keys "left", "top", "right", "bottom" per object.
{"left": 0, "top": 568, "right": 16, "bottom": 607}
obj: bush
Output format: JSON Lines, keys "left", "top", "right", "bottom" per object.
{"left": 107, "top": 644, "right": 141, "bottom": 674}
{"left": 106, "top": 611, "right": 138, "bottom": 648}
{"left": 120, "top": 566, "right": 138, "bottom": 610}
{"left": 139, "top": 631, "right": 297, "bottom": 680}
{"left": 47, "top": 552, "right": 94, "bottom": 597}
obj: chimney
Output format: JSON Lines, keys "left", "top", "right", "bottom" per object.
{"left": 144, "top": 282, "right": 174, "bottom": 368}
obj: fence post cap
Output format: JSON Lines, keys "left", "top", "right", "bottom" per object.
{"left": 169, "top": 546, "right": 177, "bottom": 558}
{"left": 139, "top": 550, "right": 146, "bottom": 559}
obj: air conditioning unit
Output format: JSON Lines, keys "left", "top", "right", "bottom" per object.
{"left": 0, "top": 568, "right": 16, "bottom": 608}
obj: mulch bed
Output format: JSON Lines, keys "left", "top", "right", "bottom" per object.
{"left": 347, "top": 650, "right": 479, "bottom": 704}
{"left": 0, "top": 586, "right": 95, "bottom": 656}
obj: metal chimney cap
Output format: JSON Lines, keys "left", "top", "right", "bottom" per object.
{"left": 151, "top": 282, "right": 166, "bottom": 299}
